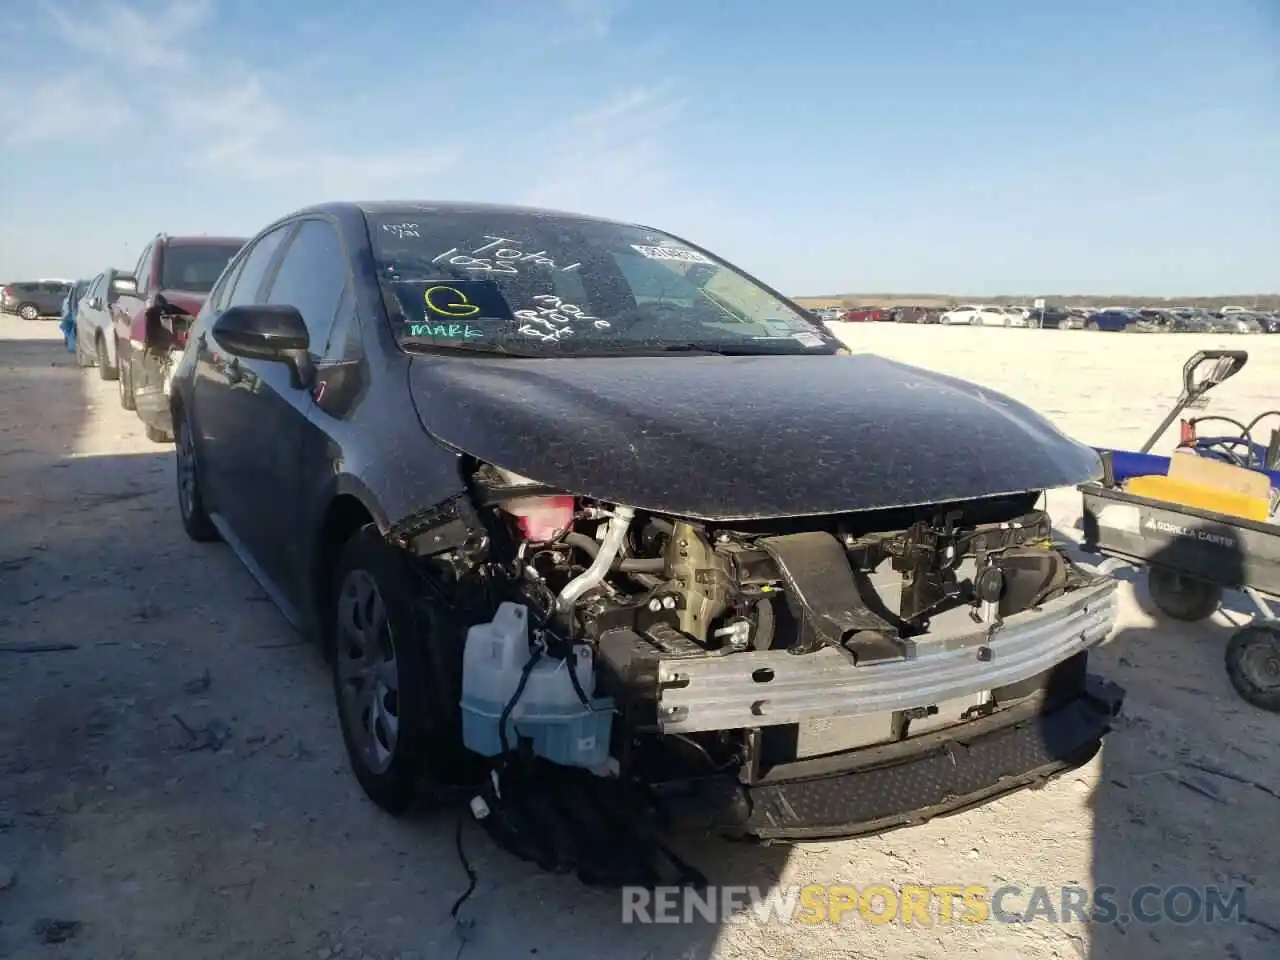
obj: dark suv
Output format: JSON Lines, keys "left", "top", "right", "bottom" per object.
{"left": 1, "top": 280, "right": 74, "bottom": 320}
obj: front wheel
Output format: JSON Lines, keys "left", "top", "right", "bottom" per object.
{"left": 96, "top": 335, "right": 118, "bottom": 380}
{"left": 1225, "top": 622, "right": 1280, "bottom": 712}
{"left": 17, "top": 304, "right": 39, "bottom": 321}
{"left": 331, "top": 526, "right": 463, "bottom": 815}
{"left": 1086, "top": 320, "right": 1101, "bottom": 331}
{"left": 1147, "top": 566, "right": 1222, "bottom": 622}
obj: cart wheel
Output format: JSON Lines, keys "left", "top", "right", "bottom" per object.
{"left": 1224, "top": 622, "right": 1280, "bottom": 713}
{"left": 1147, "top": 567, "right": 1222, "bottom": 622}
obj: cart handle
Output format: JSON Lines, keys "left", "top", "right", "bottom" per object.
{"left": 1138, "top": 350, "right": 1249, "bottom": 454}
{"left": 1182, "top": 350, "right": 1248, "bottom": 401}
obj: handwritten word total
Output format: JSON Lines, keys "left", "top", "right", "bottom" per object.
{"left": 432, "top": 236, "right": 582, "bottom": 276}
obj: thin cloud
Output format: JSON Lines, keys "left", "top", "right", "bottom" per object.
{"left": 42, "top": 0, "right": 211, "bottom": 69}
{"left": 0, "top": 71, "right": 132, "bottom": 145}
{"left": 12, "top": 0, "right": 459, "bottom": 193}
{"left": 4, "top": 0, "right": 691, "bottom": 217}
{"left": 519, "top": 85, "right": 686, "bottom": 214}
{"left": 551, "top": 0, "right": 628, "bottom": 42}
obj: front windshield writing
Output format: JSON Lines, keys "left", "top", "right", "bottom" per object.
{"left": 370, "top": 211, "right": 833, "bottom": 354}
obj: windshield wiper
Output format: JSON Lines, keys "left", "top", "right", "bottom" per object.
{"left": 644, "top": 340, "right": 833, "bottom": 356}
{"left": 399, "top": 337, "right": 541, "bottom": 358}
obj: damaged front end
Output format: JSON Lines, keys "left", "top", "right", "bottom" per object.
{"left": 396, "top": 458, "right": 1124, "bottom": 852}
{"left": 132, "top": 294, "right": 196, "bottom": 441}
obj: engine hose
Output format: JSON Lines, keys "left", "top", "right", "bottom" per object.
{"left": 562, "top": 532, "right": 666, "bottom": 573}
{"left": 556, "top": 507, "right": 636, "bottom": 613}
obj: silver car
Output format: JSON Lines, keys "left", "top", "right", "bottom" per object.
{"left": 74, "top": 269, "right": 137, "bottom": 377}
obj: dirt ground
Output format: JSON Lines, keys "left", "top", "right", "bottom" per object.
{"left": 1, "top": 315, "right": 1278, "bottom": 960}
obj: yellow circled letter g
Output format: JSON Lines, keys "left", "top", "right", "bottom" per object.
{"left": 424, "top": 284, "right": 481, "bottom": 318}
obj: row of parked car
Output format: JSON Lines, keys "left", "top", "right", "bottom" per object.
{"left": 29, "top": 233, "right": 248, "bottom": 441}
{"left": 811, "top": 302, "right": 1280, "bottom": 333}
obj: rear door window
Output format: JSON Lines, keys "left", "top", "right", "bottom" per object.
{"left": 134, "top": 243, "right": 156, "bottom": 295}
{"left": 210, "top": 255, "right": 247, "bottom": 314}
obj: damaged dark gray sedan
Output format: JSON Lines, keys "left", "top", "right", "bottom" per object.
{"left": 169, "top": 201, "right": 1124, "bottom": 878}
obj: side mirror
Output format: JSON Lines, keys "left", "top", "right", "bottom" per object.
{"left": 111, "top": 277, "right": 136, "bottom": 295}
{"left": 213, "top": 304, "right": 314, "bottom": 388}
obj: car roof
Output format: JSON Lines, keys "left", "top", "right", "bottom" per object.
{"left": 292, "top": 199, "right": 641, "bottom": 228}
{"left": 164, "top": 235, "right": 249, "bottom": 246}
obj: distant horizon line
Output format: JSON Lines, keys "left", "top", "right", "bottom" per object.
{"left": 796, "top": 292, "right": 1279, "bottom": 301}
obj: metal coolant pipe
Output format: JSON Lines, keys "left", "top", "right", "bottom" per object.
{"left": 555, "top": 506, "right": 636, "bottom": 615}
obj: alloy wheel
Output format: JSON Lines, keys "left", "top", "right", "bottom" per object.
{"left": 335, "top": 570, "right": 402, "bottom": 775}
{"left": 176, "top": 422, "right": 196, "bottom": 521}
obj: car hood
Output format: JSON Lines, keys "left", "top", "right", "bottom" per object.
{"left": 407, "top": 353, "right": 1102, "bottom": 521}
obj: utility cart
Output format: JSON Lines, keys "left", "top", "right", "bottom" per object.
{"left": 1079, "top": 349, "right": 1280, "bottom": 712}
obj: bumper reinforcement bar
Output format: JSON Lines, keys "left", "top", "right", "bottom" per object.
{"left": 656, "top": 579, "right": 1118, "bottom": 732}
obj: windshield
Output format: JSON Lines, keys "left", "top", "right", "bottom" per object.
{"left": 368, "top": 210, "right": 837, "bottom": 356}
{"left": 160, "top": 242, "right": 244, "bottom": 293}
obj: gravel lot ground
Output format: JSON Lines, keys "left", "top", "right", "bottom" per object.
{"left": 2, "top": 315, "right": 1278, "bottom": 960}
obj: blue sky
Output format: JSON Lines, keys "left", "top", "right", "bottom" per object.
{"left": 0, "top": 0, "right": 1276, "bottom": 295}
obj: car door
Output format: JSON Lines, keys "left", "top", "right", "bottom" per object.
{"left": 77, "top": 274, "right": 105, "bottom": 344}
{"left": 113, "top": 242, "right": 153, "bottom": 353}
{"left": 190, "top": 223, "right": 292, "bottom": 527}
{"left": 219, "top": 217, "right": 351, "bottom": 610}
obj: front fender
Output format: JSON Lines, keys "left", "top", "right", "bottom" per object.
{"left": 330, "top": 474, "right": 392, "bottom": 534}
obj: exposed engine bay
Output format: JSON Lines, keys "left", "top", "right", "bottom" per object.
{"left": 397, "top": 458, "right": 1119, "bottom": 799}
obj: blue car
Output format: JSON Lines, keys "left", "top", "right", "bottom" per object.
{"left": 58, "top": 279, "right": 91, "bottom": 353}
{"left": 1085, "top": 309, "right": 1138, "bottom": 332}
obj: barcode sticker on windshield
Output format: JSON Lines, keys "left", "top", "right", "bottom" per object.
{"left": 793, "top": 331, "right": 826, "bottom": 347}
{"left": 631, "top": 244, "right": 713, "bottom": 264}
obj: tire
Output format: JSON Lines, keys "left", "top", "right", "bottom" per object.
{"left": 1147, "top": 566, "right": 1222, "bottom": 622}
{"left": 174, "top": 407, "right": 218, "bottom": 542}
{"left": 17, "top": 303, "right": 39, "bottom": 321}
{"left": 96, "top": 335, "right": 118, "bottom": 380}
{"left": 1086, "top": 320, "right": 1100, "bottom": 331}
{"left": 118, "top": 352, "right": 136, "bottom": 411}
{"left": 331, "top": 525, "right": 463, "bottom": 815}
{"left": 1225, "top": 622, "right": 1280, "bottom": 712}
{"left": 147, "top": 423, "right": 174, "bottom": 443}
